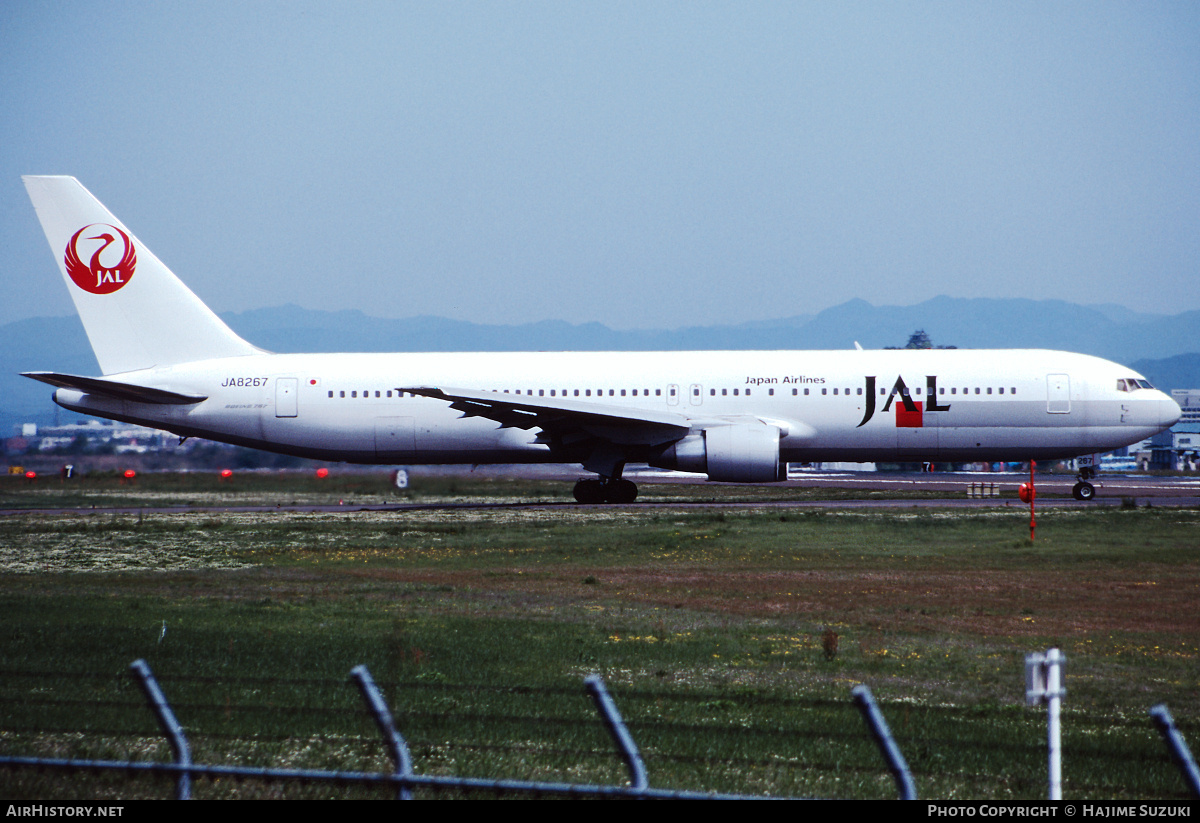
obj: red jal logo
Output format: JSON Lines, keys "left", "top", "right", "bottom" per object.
{"left": 64, "top": 224, "right": 137, "bottom": 294}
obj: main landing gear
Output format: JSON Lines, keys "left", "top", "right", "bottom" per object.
{"left": 1072, "top": 465, "right": 1096, "bottom": 502}
{"left": 573, "top": 477, "right": 638, "bottom": 504}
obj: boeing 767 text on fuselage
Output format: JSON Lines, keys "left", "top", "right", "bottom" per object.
{"left": 22, "top": 177, "right": 1180, "bottom": 503}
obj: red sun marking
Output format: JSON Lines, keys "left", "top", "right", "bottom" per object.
{"left": 64, "top": 224, "right": 137, "bottom": 295}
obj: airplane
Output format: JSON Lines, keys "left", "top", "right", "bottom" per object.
{"left": 21, "top": 176, "right": 1182, "bottom": 503}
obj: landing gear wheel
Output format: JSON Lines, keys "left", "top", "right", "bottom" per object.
{"left": 604, "top": 478, "right": 638, "bottom": 505}
{"left": 573, "top": 479, "right": 607, "bottom": 504}
{"left": 1072, "top": 481, "right": 1095, "bottom": 501}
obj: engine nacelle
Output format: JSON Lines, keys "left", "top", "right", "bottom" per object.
{"left": 650, "top": 424, "right": 786, "bottom": 482}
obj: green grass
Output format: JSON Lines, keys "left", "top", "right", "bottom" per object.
{"left": 1, "top": 475, "right": 1198, "bottom": 799}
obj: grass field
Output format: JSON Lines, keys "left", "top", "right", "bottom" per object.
{"left": 1, "top": 472, "right": 1197, "bottom": 799}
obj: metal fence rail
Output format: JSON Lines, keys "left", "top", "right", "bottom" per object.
{"left": 0, "top": 658, "right": 917, "bottom": 800}
{"left": 1150, "top": 703, "right": 1200, "bottom": 798}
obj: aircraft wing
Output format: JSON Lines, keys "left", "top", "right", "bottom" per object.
{"left": 399, "top": 386, "right": 692, "bottom": 446}
{"left": 23, "top": 372, "right": 208, "bottom": 405}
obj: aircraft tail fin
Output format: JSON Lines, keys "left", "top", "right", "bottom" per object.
{"left": 23, "top": 176, "right": 262, "bottom": 375}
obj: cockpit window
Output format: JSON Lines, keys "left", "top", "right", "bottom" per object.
{"left": 1118, "top": 378, "right": 1155, "bottom": 392}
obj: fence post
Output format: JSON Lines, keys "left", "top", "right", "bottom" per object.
{"left": 1149, "top": 704, "right": 1200, "bottom": 798}
{"left": 585, "top": 675, "right": 648, "bottom": 791}
{"left": 851, "top": 685, "right": 917, "bottom": 800}
{"left": 129, "top": 659, "right": 192, "bottom": 800}
{"left": 350, "top": 665, "right": 414, "bottom": 800}
{"left": 1025, "top": 648, "right": 1066, "bottom": 800}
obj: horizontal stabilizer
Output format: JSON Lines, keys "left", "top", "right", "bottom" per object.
{"left": 22, "top": 372, "right": 208, "bottom": 405}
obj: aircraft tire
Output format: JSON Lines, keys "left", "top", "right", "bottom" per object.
{"left": 573, "top": 479, "right": 607, "bottom": 504}
{"left": 604, "top": 479, "right": 638, "bottom": 505}
{"left": 1072, "top": 481, "right": 1096, "bottom": 501}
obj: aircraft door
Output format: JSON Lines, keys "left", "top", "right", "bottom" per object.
{"left": 667, "top": 384, "right": 680, "bottom": 406}
{"left": 689, "top": 384, "right": 703, "bottom": 406}
{"left": 275, "top": 378, "right": 298, "bottom": 418}
{"left": 1047, "top": 374, "right": 1071, "bottom": 414}
{"left": 896, "top": 420, "right": 939, "bottom": 460}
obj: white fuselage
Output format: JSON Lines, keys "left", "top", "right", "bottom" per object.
{"left": 51, "top": 348, "right": 1180, "bottom": 469}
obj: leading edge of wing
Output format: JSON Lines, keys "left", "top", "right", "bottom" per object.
{"left": 400, "top": 386, "right": 691, "bottom": 446}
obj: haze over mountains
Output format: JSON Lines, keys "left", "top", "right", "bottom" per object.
{"left": 5, "top": 296, "right": 1198, "bottom": 431}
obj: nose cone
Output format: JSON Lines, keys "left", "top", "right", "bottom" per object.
{"left": 1158, "top": 393, "right": 1182, "bottom": 430}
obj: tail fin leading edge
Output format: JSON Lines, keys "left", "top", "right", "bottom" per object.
{"left": 23, "top": 176, "right": 261, "bottom": 374}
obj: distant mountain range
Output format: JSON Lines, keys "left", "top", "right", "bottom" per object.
{"left": 5, "top": 296, "right": 1198, "bottom": 432}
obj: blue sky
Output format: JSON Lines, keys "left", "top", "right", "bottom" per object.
{"left": 2, "top": 1, "right": 1198, "bottom": 330}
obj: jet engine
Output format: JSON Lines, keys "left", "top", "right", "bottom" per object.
{"left": 650, "top": 423, "right": 786, "bottom": 482}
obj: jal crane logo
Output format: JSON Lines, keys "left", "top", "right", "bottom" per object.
{"left": 64, "top": 224, "right": 137, "bottom": 295}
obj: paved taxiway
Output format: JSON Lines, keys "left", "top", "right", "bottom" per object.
{"left": 3, "top": 471, "right": 1197, "bottom": 516}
